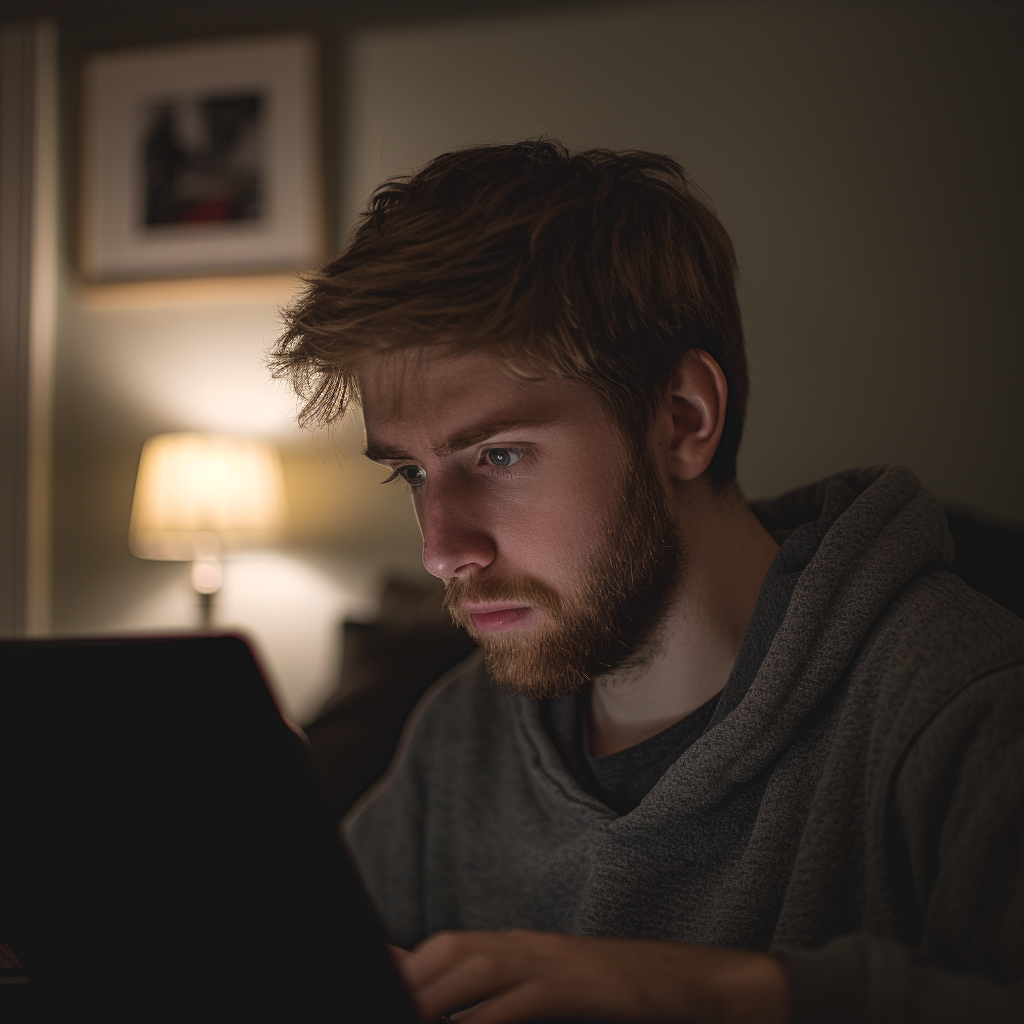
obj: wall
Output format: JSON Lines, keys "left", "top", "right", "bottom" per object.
{"left": 345, "top": 0, "right": 1023, "bottom": 519}
{"left": 49, "top": 1, "right": 1022, "bottom": 721}
{"left": 48, "top": 13, "right": 431, "bottom": 724}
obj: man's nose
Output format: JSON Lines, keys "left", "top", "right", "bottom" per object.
{"left": 417, "top": 492, "right": 496, "bottom": 580}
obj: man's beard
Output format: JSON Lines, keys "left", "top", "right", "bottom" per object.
{"left": 444, "top": 445, "right": 685, "bottom": 700}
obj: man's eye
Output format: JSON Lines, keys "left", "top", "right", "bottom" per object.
{"left": 397, "top": 465, "right": 426, "bottom": 485}
{"left": 484, "top": 448, "right": 522, "bottom": 469}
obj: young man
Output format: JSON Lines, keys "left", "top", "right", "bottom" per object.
{"left": 273, "top": 142, "right": 1024, "bottom": 1023}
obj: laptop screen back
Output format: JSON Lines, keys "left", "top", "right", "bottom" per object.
{"left": 0, "top": 634, "right": 419, "bottom": 1023}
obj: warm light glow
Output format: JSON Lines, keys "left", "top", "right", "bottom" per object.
{"left": 130, "top": 432, "right": 287, "bottom": 561}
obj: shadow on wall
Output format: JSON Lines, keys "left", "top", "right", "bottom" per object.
{"left": 945, "top": 509, "right": 1024, "bottom": 620}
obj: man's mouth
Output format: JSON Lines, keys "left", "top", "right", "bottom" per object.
{"left": 464, "top": 604, "right": 534, "bottom": 632}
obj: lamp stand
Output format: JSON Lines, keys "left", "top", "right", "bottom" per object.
{"left": 198, "top": 590, "right": 215, "bottom": 631}
{"left": 190, "top": 558, "right": 223, "bottom": 632}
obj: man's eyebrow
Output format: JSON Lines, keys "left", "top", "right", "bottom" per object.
{"left": 362, "top": 419, "right": 553, "bottom": 463}
{"left": 432, "top": 419, "right": 553, "bottom": 457}
{"left": 362, "top": 441, "right": 413, "bottom": 463}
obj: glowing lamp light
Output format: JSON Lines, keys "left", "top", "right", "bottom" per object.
{"left": 129, "top": 432, "right": 287, "bottom": 628}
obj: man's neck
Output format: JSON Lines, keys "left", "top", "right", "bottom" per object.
{"left": 587, "top": 489, "right": 779, "bottom": 757}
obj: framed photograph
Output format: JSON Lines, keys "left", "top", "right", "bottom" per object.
{"left": 80, "top": 33, "right": 322, "bottom": 282}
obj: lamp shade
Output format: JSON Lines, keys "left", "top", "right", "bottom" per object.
{"left": 129, "top": 432, "right": 287, "bottom": 561}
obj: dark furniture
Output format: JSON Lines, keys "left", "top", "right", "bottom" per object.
{"left": 303, "top": 580, "right": 478, "bottom": 822}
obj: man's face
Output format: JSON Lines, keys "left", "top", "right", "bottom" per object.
{"left": 358, "top": 348, "right": 683, "bottom": 698}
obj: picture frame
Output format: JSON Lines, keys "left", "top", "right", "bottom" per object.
{"left": 80, "top": 33, "right": 323, "bottom": 282}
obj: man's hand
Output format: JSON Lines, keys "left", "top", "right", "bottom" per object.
{"left": 391, "top": 929, "right": 790, "bottom": 1024}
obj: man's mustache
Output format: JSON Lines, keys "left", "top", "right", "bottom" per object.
{"left": 444, "top": 575, "right": 562, "bottom": 624}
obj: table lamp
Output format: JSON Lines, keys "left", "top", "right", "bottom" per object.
{"left": 129, "top": 432, "right": 287, "bottom": 629}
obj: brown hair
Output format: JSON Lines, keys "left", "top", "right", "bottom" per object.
{"left": 272, "top": 140, "right": 748, "bottom": 482}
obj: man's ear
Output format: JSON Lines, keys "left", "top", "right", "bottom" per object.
{"left": 662, "top": 349, "right": 728, "bottom": 482}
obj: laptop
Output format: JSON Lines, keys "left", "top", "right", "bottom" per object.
{"left": 0, "top": 633, "right": 421, "bottom": 1023}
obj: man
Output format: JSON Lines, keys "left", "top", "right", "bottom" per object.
{"left": 272, "top": 142, "right": 1024, "bottom": 1022}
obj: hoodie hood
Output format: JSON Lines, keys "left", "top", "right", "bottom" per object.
{"left": 647, "top": 464, "right": 955, "bottom": 810}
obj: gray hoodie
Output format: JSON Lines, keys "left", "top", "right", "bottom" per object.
{"left": 345, "top": 466, "right": 1024, "bottom": 1022}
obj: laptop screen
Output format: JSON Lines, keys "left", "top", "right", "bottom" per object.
{"left": 0, "top": 633, "right": 419, "bottom": 1023}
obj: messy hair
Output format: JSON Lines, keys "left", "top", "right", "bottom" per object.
{"left": 271, "top": 140, "right": 748, "bottom": 482}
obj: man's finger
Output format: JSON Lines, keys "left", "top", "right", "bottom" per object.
{"left": 388, "top": 944, "right": 412, "bottom": 968}
{"left": 415, "top": 951, "right": 525, "bottom": 1021}
{"left": 402, "top": 931, "right": 520, "bottom": 989}
{"left": 451, "top": 980, "right": 572, "bottom": 1024}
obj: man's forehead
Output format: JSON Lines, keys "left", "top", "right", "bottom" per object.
{"left": 359, "top": 348, "right": 553, "bottom": 420}
{"left": 358, "top": 346, "right": 529, "bottom": 395}
{"left": 357, "top": 347, "right": 601, "bottom": 452}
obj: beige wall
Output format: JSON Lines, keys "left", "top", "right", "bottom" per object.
{"left": 345, "top": 0, "right": 1023, "bottom": 518}
{"left": 52, "top": 1, "right": 1022, "bottom": 719}
{"left": 52, "top": 276, "right": 426, "bottom": 722}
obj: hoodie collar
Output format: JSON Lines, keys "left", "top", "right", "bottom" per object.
{"left": 516, "top": 465, "right": 955, "bottom": 817}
